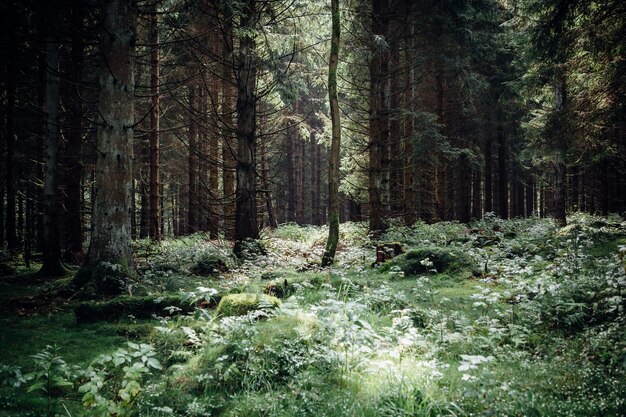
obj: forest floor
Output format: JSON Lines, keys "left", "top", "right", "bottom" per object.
{"left": 1, "top": 214, "right": 625, "bottom": 417}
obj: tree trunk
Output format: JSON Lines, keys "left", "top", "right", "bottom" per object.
{"left": 484, "top": 121, "right": 493, "bottom": 214}
{"left": 188, "top": 84, "right": 198, "bottom": 234}
{"left": 5, "top": 3, "right": 18, "bottom": 252}
{"left": 149, "top": 2, "right": 161, "bottom": 241}
{"left": 221, "top": 6, "right": 236, "bottom": 239}
{"left": 497, "top": 119, "right": 508, "bottom": 219}
{"left": 64, "top": 3, "right": 84, "bottom": 259}
{"left": 368, "top": 0, "right": 389, "bottom": 236}
{"left": 553, "top": 74, "right": 567, "bottom": 226}
{"left": 72, "top": 0, "right": 135, "bottom": 295}
{"left": 234, "top": 0, "right": 259, "bottom": 253}
{"left": 322, "top": 0, "right": 341, "bottom": 267}
{"left": 40, "top": 11, "right": 66, "bottom": 277}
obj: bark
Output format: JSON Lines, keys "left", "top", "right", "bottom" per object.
{"left": 295, "top": 111, "right": 304, "bottom": 223}
{"left": 484, "top": 122, "right": 493, "bottom": 214}
{"left": 368, "top": 0, "right": 389, "bottom": 235}
{"left": 188, "top": 84, "right": 198, "bottom": 233}
{"left": 149, "top": 2, "right": 161, "bottom": 241}
{"left": 389, "top": 35, "right": 402, "bottom": 215}
{"left": 525, "top": 178, "right": 534, "bottom": 217}
{"left": 321, "top": 0, "right": 341, "bottom": 267}
{"left": 221, "top": 5, "right": 236, "bottom": 239}
{"left": 5, "top": 3, "right": 18, "bottom": 252}
{"left": 497, "top": 119, "right": 508, "bottom": 219}
{"left": 63, "top": 3, "right": 84, "bottom": 258}
{"left": 233, "top": 0, "right": 259, "bottom": 253}
{"left": 553, "top": 74, "right": 567, "bottom": 226}
{"left": 73, "top": 0, "right": 135, "bottom": 295}
{"left": 314, "top": 138, "right": 322, "bottom": 225}
{"left": 40, "top": 11, "right": 66, "bottom": 277}
{"left": 403, "top": 29, "right": 416, "bottom": 226}
{"left": 260, "top": 139, "right": 277, "bottom": 228}
{"left": 287, "top": 127, "right": 295, "bottom": 222}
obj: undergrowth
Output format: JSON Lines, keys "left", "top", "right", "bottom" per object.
{"left": 1, "top": 213, "right": 625, "bottom": 416}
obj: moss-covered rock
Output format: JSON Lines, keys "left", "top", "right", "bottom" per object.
{"left": 264, "top": 279, "right": 293, "bottom": 298}
{"left": 74, "top": 295, "right": 195, "bottom": 324}
{"left": 379, "top": 245, "right": 476, "bottom": 276}
{"left": 216, "top": 293, "right": 280, "bottom": 317}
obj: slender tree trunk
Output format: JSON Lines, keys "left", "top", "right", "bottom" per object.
{"left": 73, "top": 0, "right": 135, "bottom": 295}
{"left": 40, "top": 11, "right": 66, "bottom": 277}
{"left": 322, "top": 0, "right": 341, "bottom": 267}
{"left": 234, "top": 0, "right": 259, "bottom": 253}
{"left": 149, "top": 2, "right": 161, "bottom": 241}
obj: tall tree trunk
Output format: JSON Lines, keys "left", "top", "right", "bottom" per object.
{"left": 389, "top": 35, "right": 402, "bottom": 216}
{"left": 497, "top": 118, "right": 508, "bottom": 219}
{"left": 287, "top": 128, "right": 295, "bottom": 222}
{"left": 187, "top": 84, "right": 198, "bottom": 233}
{"left": 221, "top": 5, "right": 236, "bottom": 239}
{"left": 368, "top": 0, "right": 389, "bottom": 235}
{"left": 259, "top": 139, "right": 277, "bottom": 228}
{"left": 314, "top": 139, "right": 322, "bottom": 225}
{"left": 484, "top": 122, "right": 493, "bottom": 214}
{"left": 5, "top": 3, "right": 18, "bottom": 252}
{"left": 63, "top": 3, "right": 85, "bottom": 260}
{"left": 40, "top": 10, "right": 66, "bottom": 277}
{"left": 149, "top": 3, "right": 161, "bottom": 241}
{"left": 234, "top": 0, "right": 259, "bottom": 253}
{"left": 322, "top": 0, "right": 341, "bottom": 267}
{"left": 73, "top": 0, "right": 135, "bottom": 295}
{"left": 553, "top": 74, "right": 567, "bottom": 226}
{"left": 295, "top": 111, "right": 304, "bottom": 223}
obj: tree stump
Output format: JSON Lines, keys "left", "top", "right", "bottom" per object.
{"left": 374, "top": 242, "right": 404, "bottom": 265}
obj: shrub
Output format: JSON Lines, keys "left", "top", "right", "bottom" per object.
{"left": 380, "top": 246, "right": 477, "bottom": 276}
{"left": 191, "top": 254, "right": 230, "bottom": 276}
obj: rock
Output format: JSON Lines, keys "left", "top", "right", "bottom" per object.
{"left": 217, "top": 293, "right": 280, "bottom": 317}
{"left": 264, "top": 279, "right": 292, "bottom": 298}
{"left": 373, "top": 242, "right": 405, "bottom": 265}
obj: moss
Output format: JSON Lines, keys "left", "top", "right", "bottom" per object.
{"left": 379, "top": 245, "right": 477, "bottom": 276}
{"left": 74, "top": 295, "right": 195, "bottom": 324}
{"left": 216, "top": 293, "right": 280, "bottom": 317}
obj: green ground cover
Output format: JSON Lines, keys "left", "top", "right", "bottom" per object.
{"left": 1, "top": 214, "right": 625, "bottom": 416}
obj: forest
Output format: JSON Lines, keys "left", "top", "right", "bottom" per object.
{"left": 0, "top": 0, "right": 625, "bottom": 416}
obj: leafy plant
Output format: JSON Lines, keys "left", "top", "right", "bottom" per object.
{"left": 25, "top": 345, "right": 73, "bottom": 417}
{"left": 78, "top": 342, "right": 162, "bottom": 416}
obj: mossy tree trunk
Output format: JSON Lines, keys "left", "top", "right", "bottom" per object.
{"left": 322, "top": 0, "right": 341, "bottom": 267}
{"left": 72, "top": 0, "right": 135, "bottom": 295}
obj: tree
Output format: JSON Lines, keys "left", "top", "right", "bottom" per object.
{"left": 71, "top": 0, "right": 135, "bottom": 295}
{"left": 39, "top": 4, "right": 66, "bottom": 277}
{"left": 322, "top": 0, "right": 341, "bottom": 267}
{"left": 233, "top": 0, "right": 260, "bottom": 254}
{"left": 149, "top": 0, "right": 161, "bottom": 241}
